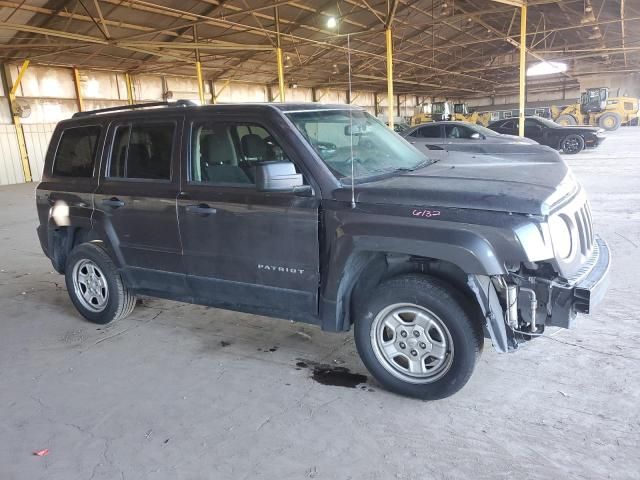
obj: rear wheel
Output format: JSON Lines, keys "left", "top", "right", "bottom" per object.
{"left": 598, "top": 112, "right": 621, "bottom": 131}
{"left": 561, "top": 134, "right": 585, "bottom": 154}
{"left": 65, "top": 243, "right": 136, "bottom": 324}
{"left": 354, "top": 274, "right": 482, "bottom": 400}
{"left": 556, "top": 114, "right": 577, "bottom": 126}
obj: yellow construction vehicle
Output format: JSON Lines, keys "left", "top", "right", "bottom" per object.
{"left": 452, "top": 103, "right": 493, "bottom": 126}
{"left": 411, "top": 101, "right": 453, "bottom": 126}
{"left": 552, "top": 87, "right": 639, "bottom": 131}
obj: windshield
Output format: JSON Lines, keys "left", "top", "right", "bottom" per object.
{"left": 286, "top": 109, "right": 430, "bottom": 180}
{"left": 533, "top": 116, "right": 561, "bottom": 128}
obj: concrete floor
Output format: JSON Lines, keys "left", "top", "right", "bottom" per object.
{"left": 1, "top": 128, "right": 639, "bottom": 480}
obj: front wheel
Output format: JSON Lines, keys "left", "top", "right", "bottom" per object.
{"left": 354, "top": 275, "right": 482, "bottom": 400}
{"left": 65, "top": 243, "right": 137, "bottom": 324}
{"left": 561, "top": 134, "right": 585, "bottom": 154}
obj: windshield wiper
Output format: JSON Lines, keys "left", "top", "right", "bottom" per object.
{"left": 393, "top": 158, "right": 436, "bottom": 173}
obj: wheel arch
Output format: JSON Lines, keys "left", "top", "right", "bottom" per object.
{"left": 325, "top": 248, "right": 495, "bottom": 338}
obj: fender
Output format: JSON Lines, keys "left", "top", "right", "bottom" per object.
{"left": 319, "top": 221, "right": 506, "bottom": 332}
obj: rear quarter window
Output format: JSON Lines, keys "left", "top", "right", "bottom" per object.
{"left": 52, "top": 125, "right": 102, "bottom": 177}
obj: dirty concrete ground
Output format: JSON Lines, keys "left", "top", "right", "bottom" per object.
{"left": 1, "top": 127, "right": 639, "bottom": 480}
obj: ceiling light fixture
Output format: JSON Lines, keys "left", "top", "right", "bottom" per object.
{"left": 326, "top": 16, "right": 337, "bottom": 29}
{"left": 526, "top": 61, "right": 568, "bottom": 77}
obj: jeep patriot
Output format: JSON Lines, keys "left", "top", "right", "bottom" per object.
{"left": 36, "top": 101, "right": 610, "bottom": 399}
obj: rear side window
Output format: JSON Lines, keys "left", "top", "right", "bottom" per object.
{"left": 52, "top": 126, "right": 101, "bottom": 177}
{"left": 411, "top": 125, "right": 440, "bottom": 138}
{"left": 108, "top": 123, "right": 174, "bottom": 180}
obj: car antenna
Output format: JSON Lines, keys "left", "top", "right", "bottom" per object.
{"left": 347, "top": 33, "right": 356, "bottom": 209}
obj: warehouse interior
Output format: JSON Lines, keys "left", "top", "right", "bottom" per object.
{"left": 1, "top": 1, "right": 639, "bottom": 479}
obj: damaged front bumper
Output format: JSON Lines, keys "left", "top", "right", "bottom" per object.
{"left": 469, "top": 235, "right": 611, "bottom": 353}
{"left": 549, "top": 235, "right": 611, "bottom": 328}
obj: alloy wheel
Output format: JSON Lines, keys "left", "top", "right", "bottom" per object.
{"left": 370, "top": 303, "right": 454, "bottom": 384}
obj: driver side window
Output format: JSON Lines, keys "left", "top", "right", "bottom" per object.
{"left": 191, "top": 122, "right": 294, "bottom": 185}
{"left": 445, "top": 124, "right": 475, "bottom": 139}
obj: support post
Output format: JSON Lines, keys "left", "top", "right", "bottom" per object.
{"left": 311, "top": 87, "right": 318, "bottom": 103}
{"left": 4, "top": 61, "right": 32, "bottom": 182}
{"left": 518, "top": 3, "right": 527, "bottom": 137}
{"left": 374, "top": 92, "right": 379, "bottom": 116}
{"left": 193, "top": 25, "right": 205, "bottom": 105}
{"left": 72, "top": 67, "right": 84, "bottom": 112}
{"left": 209, "top": 79, "right": 216, "bottom": 104}
{"left": 385, "top": 28, "right": 394, "bottom": 129}
{"left": 275, "top": 6, "right": 285, "bottom": 102}
{"left": 124, "top": 72, "right": 134, "bottom": 105}
{"left": 276, "top": 47, "right": 285, "bottom": 101}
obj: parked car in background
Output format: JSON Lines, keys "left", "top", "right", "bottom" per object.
{"left": 488, "top": 116, "right": 606, "bottom": 154}
{"left": 401, "top": 121, "right": 538, "bottom": 160}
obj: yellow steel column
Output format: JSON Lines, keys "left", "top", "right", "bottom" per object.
{"left": 124, "top": 73, "right": 134, "bottom": 105}
{"left": 386, "top": 28, "right": 394, "bottom": 130}
{"left": 72, "top": 67, "right": 84, "bottom": 112}
{"left": 196, "top": 61, "right": 205, "bottom": 104}
{"left": 276, "top": 47, "right": 285, "bottom": 102}
{"left": 193, "top": 25, "right": 205, "bottom": 105}
{"left": 518, "top": 3, "right": 527, "bottom": 137}
{"left": 274, "top": 5, "right": 285, "bottom": 102}
{"left": 7, "top": 60, "right": 32, "bottom": 182}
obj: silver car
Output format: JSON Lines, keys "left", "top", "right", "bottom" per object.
{"left": 402, "top": 121, "right": 538, "bottom": 160}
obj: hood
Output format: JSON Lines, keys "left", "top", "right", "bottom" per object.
{"left": 335, "top": 146, "right": 577, "bottom": 216}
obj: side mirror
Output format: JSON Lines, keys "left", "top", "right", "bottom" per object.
{"left": 470, "top": 132, "right": 482, "bottom": 140}
{"left": 255, "top": 161, "right": 305, "bottom": 192}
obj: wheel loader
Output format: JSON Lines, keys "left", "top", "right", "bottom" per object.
{"left": 452, "top": 103, "right": 493, "bottom": 126}
{"left": 552, "top": 87, "right": 639, "bottom": 131}
{"left": 411, "top": 101, "right": 453, "bottom": 125}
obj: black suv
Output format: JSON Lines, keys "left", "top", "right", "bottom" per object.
{"left": 488, "top": 116, "right": 605, "bottom": 154}
{"left": 36, "top": 102, "right": 610, "bottom": 399}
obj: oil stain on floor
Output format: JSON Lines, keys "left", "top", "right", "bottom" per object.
{"left": 296, "top": 360, "right": 368, "bottom": 389}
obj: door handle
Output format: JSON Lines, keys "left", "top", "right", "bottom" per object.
{"left": 101, "top": 197, "right": 125, "bottom": 209}
{"left": 185, "top": 204, "right": 217, "bottom": 215}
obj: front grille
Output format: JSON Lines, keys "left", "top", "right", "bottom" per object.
{"left": 574, "top": 201, "right": 594, "bottom": 255}
{"left": 551, "top": 191, "right": 596, "bottom": 279}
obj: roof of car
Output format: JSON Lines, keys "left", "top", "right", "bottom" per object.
{"left": 70, "top": 100, "right": 364, "bottom": 120}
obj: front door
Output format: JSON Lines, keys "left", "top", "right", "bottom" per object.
{"left": 177, "top": 117, "right": 320, "bottom": 320}
{"left": 406, "top": 124, "right": 445, "bottom": 160}
{"left": 94, "top": 115, "right": 186, "bottom": 294}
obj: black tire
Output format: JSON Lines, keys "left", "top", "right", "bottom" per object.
{"left": 561, "top": 134, "right": 585, "bottom": 154}
{"left": 354, "top": 274, "right": 482, "bottom": 400}
{"left": 64, "top": 243, "right": 136, "bottom": 324}
{"left": 598, "top": 112, "right": 621, "bottom": 131}
{"left": 556, "top": 114, "right": 577, "bottom": 126}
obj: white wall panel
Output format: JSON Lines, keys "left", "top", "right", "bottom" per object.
{"left": 133, "top": 75, "right": 163, "bottom": 101}
{"left": 79, "top": 70, "right": 124, "bottom": 100}
{"left": 23, "top": 123, "right": 55, "bottom": 182}
{"left": 12, "top": 64, "right": 76, "bottom": 99}
{"left": 0, "top": 124, "right": 25, "bottom": 185}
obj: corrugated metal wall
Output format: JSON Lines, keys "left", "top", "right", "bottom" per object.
{"left": 23, "top": 123, "right": 55, "bottom": 182}
{"left": 0, "top": 124, "right": 25, "bottom": 185}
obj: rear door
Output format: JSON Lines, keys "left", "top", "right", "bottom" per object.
{"left": 36, "top": 124, "right": 104, "bottom": 265}
{"left": 177, "top": 114, "right": 320, "bottom": 320}
{"left": 93, "top": 115, "right": 186, "bottom": 294}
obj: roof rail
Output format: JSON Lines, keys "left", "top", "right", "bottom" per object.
{"left": 72, "top": 99, "right": 197, "bottom": 118}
